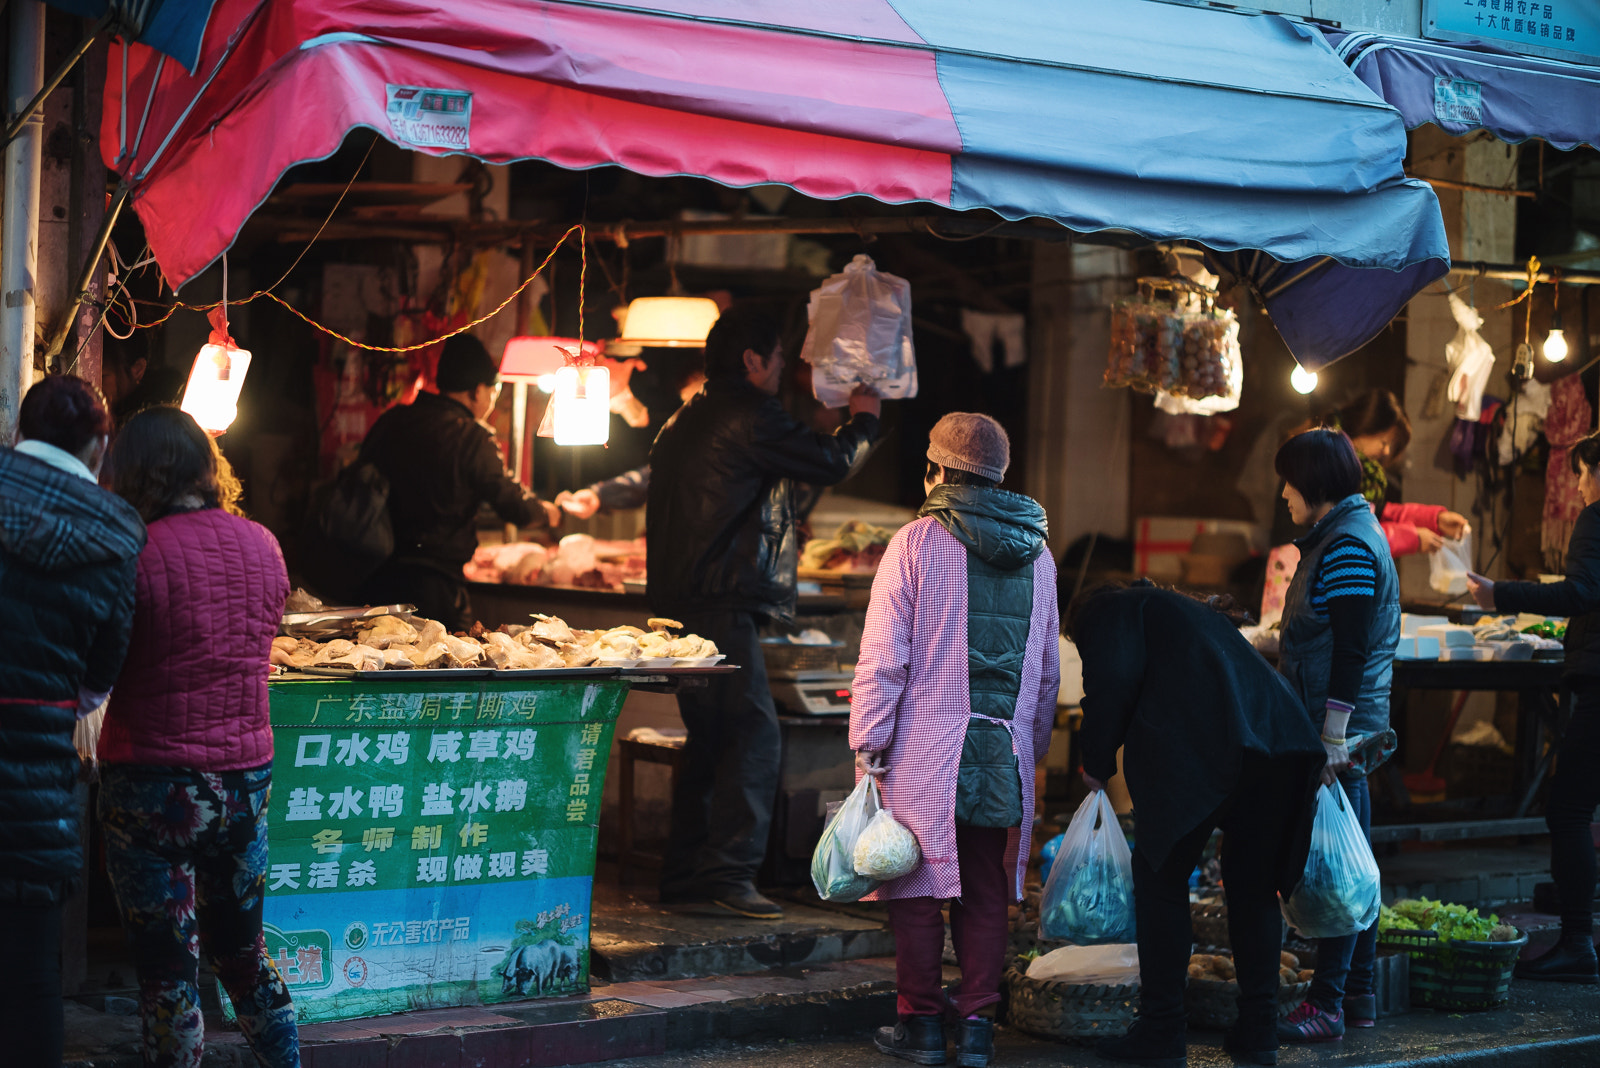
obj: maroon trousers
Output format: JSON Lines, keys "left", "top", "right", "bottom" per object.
{"left": 885, "top": 824, "right": 1012, "bottom": 1019}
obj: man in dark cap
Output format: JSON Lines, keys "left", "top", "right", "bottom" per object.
{"left": 356, "top": 333, "right": 559, "bottom": 629}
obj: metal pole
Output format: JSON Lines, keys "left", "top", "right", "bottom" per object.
{"left": 42, "top": 182, "right": 129, "bottom": 366}
{"left": 1, "top": 0, "right": 46, "bottom": 444}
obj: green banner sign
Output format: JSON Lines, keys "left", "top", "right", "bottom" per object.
{"left": 247, "top": 677, "right": 625, "bottom": 1023}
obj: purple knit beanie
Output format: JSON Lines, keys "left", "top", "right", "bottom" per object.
{"left": 927, "top": 412, "right": 1009, "bottom": 483}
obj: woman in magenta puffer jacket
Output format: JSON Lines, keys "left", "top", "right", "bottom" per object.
{"left": 101, "top": 407, "right": 300, "bottom": 1068}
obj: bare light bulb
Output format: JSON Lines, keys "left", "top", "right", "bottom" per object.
{"left": 1544, "top": 320, "right": 1569, "bottom": 363}
{"left": 1290, "top": 365, "right": 1319, "bottom": 395}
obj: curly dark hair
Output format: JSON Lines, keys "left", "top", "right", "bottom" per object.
{"left": 108, "top": 406, "right": 244, "bottom": 524}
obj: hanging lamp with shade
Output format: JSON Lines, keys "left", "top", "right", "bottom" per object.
{"left": 615, "top": 296, "right": 721, "bottom": 348}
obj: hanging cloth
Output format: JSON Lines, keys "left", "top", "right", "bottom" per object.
{"left": 1543, "top": 373, "right": 1593, "bottom": 572}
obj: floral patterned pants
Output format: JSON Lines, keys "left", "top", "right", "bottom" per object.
{"left": 99, "top": 765, "right": 300, "bottom": 1068}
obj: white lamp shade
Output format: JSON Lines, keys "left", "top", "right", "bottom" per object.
{"left": 617, "top": 297, "right": 720, "bottom": 348}
{"left": 500, "top": 337, "right": 599, "bottom": 380}
{"left": 180, "top": 342, "right": 252, "bottom": 433}
{"left": 552, "top": 365, "right": 611, "bottom": 445}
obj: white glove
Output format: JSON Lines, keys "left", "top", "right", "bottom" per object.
{"left": 1321, "top": 704, "right": 1352, "bottom": 785}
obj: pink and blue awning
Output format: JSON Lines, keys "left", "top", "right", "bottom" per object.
{"left": 104, "top": 0, "right": 1449, "bottom": 367}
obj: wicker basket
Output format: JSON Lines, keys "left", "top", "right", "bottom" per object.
{"left": 1378, "top": 928, "right": 1528, "bottom": 1011}
{"left": 1002, "top": 965, "right": 1138, "bottom": 1041}
{"left": 1189, "top": 900, "right": 1290, "bottom": 952}
{"left": 758, "top": 638, "right": 844, "bottom": 676}
{"left": 1185, "top": 976, "right": 1312, "bottom": 1031}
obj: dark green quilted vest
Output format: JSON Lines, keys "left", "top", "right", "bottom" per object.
{"left": 954, "top": 552, "right": 1032, "bottom": 828}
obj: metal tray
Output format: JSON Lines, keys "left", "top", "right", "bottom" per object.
{"left": 280, "top": 604, "right": 417, "bottom": 639}
{"left": 487, "top": 667, "right": 622, "bottom": 679}
{"left": 294, "top": 666, "right": 495, "bottom": 681}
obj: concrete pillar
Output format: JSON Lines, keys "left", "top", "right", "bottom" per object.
{"left": 1027, "top": 242, "right": 1133, "bottom": 564}
{"left": 1, "top": 0, "right": 46, "bottom": 442}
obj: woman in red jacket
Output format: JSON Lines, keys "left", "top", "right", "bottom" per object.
{"left": 100, "top": 407, "right": 299, "bottom": 1068}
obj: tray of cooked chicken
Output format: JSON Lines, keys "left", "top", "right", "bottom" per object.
{"left": 270, "top": 612, "right": 725, "bottom": 677}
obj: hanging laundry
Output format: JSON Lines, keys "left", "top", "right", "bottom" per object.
{"left": 1445, "top": 293, "right": 1497, "bottom": 421}
{"left": 960, "top": 310, "right": 1027, "bottom": 373}
{"left": 1497, "top": 378, "right": 1551, "bottom": 467}
{"left": 1543, "top": 373, "right": 1594, "bottom": 572}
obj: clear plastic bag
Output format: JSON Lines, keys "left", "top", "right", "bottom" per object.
{"left": 800, "top": 254, "right": 918, "bottom": 408}
{"left": 853, "top": 804, "right": 921, "bottom": 881}
{"left": 1280, "top": 781, "right": 1382, "bottom": 939}
{"left": 1039, "top": 791, "right": 1136, "bottom": 945}
{"left": 1428, "top": 527, "right": 1473, "bottom": 596}
{"left": 811, "top": 776, "right": 884, "bottom": 901}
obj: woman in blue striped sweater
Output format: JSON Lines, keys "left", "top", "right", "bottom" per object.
{"left": 1273, "top": 429, "right": 1401, "bottom": 1045}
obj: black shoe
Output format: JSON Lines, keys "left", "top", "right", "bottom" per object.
{"left": 955, "top": 1017, "right": 994, "bottom": 1068}
{"left": 1222, "top": 1022, "right": 1278, "bottom": 1065}
{"left": 875, "top": 1016, "right": 947, "bottom": 1065}
{"left": 711, "top": 885, "right": 784, "bottom": 920}
{"left": 1096, "top": 1018, "right": 1187, "bottom": 1068}
{"left": 1514, "top": 934, "right": 1599, "bottom": 984}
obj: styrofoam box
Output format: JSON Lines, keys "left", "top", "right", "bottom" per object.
{"left": 1395, "top": 635, "right": 1442, "bottom": 661}
{"left": 1416, "top": 624, "right": 1477, "bottom": 649}
{"left": 1401, "top": 614, "right": 1448, "bottom": 637}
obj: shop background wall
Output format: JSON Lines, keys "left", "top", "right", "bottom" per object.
{"left": 1027, "top": 243, "right": 1133, "bottom": 561}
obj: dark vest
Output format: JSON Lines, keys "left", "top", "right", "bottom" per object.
{"left": 1278, "top": 493, "right": 1401, "bottom": 749}
{"left": 954, "top": 552, "right": 1032, "bottom": 828}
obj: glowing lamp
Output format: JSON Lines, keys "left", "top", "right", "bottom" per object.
{"left": 1544, "top": 310, "right": 1568, "bottom": 362}
{"left": 180, "top": 341, "right": 252, "bottom": 434}
{"left": 500, "top": 336, "right": 600, "bottom": 380}
{"left": 1290, "top": 365, "right": 1318, "bottom": 395}
{"left": 616, "top": 296, "right": 720, "bottom": 347}
{"left": 551, "top": 364, "right": 611, "bottom": 445}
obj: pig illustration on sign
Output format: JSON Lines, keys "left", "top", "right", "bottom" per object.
{"left": 552, "top": 943, "right": 582, "bottom": 990}
{"left": 500, "top": 941, "right": 560, "bottom": 996}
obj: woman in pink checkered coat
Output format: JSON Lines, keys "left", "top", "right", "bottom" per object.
{"left": 851, "top": 414, "right": 1060, "bottom": 1068}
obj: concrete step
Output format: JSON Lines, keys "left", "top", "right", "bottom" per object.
{"left": 589, "top": 898, "right": 894, "bottom": 983}
{"left": 63, "top": 957, "right": 906, "bottom": 1068}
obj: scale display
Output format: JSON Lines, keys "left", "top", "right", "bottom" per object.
{"left": 770, "top": 672, "right": 854, "bottom": 716}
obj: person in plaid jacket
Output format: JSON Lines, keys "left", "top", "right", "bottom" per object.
{"left": 851, "top": 413, "right": 1059, "bottom": 1068}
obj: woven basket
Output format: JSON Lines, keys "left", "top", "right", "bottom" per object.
{"left": 1378, "top": 928, "right": 1528, "bottom": 1011}
{"left": 757, "top": 639, "right": 844, "bottom": 675}
{"left": 1002, "top": 965, "right": 1138, "bottom": 1041}
{"left": 1185, "top": 976, "right": 1311, "bottom": 1031}
{"left": 1189, "top": 900, "right": 1290, "bottom": 952}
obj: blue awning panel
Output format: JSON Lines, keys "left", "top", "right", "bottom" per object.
{"left": 1328, "top": 30, "right": 1600, "bottom": 151}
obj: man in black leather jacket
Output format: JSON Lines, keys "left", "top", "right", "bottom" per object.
{"left": 358, "top": 334, "right": 559, "bottom": 629}
{"left": 649, "top": 304, "right": 881, "bottom": 919}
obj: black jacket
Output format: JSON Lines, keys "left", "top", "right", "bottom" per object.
{"left": 0, "top": 448, "right": 145, "bottom": 902}
{"left": 358, "top": 391, "right": 548, "bottom": 576}
{"left": 1075, "top": 586, "right": 1324, "bottom": 879}
{"left": 647, "top": 377, "right": 878, "bottom": 624}
{"left": 1495, "top": 500, "right": 1600, "bottom": 686}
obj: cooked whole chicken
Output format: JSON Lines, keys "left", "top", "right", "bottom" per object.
{"left": 359, "top": 615, "right": 419, "bottom": 650}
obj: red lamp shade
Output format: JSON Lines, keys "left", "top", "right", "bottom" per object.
{"left": 499, "top": 336, "right": 600, "bottom": 380}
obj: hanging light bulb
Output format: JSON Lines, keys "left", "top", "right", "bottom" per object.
{"left": 1290, "top": 365, "right": 1318, "bottom": 395}
{"left": 551, "top": 364, "right": 611, "bottom": 445}
{"left": 1544, "top": 308, "right": 1568, "bottom": 363}
{"left": 180, "top": 340, "right": 252, "bottom": 433}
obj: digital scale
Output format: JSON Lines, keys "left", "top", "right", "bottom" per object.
{"left": 769, "top": 670, "right": 855, "bottom": 716}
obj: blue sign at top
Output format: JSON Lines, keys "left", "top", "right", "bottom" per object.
{"left": 1425, "top": 0, "right": 1600, "bottom": 66}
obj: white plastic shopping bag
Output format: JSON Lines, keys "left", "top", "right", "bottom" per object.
{"left": 73, "top": 701, "right": 107, "bottom": 782}
{"left": 1429, "top": 527, "right": 1473, "bottom": 596}
{"left": 800, "top": 254, "right": 918, "bottom": 408}
{"left": 1039, "top": 790, "right": 1136, "bottom": 944}
{"left": 853, "top": 799, "right": 922, "bottom": 881}
{"left": 1281, "top": 781, "right": 1382, "bottom": 939}
{"left": 811, "top": 776, "right": 884, "bottom": 901}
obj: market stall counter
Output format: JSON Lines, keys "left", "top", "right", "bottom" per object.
{"left": 1382, "top": 657, "right": 1565, "bottom": 836}
{"left": 260, "top": 656, "right": 732, "bottom": 1024}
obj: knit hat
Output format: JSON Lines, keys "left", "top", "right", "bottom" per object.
{"left": 927, "top": 412, "right": 1009, "bottom": 483}
{"left": 436, "top": 333, "right": 500, "bottom": 393}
